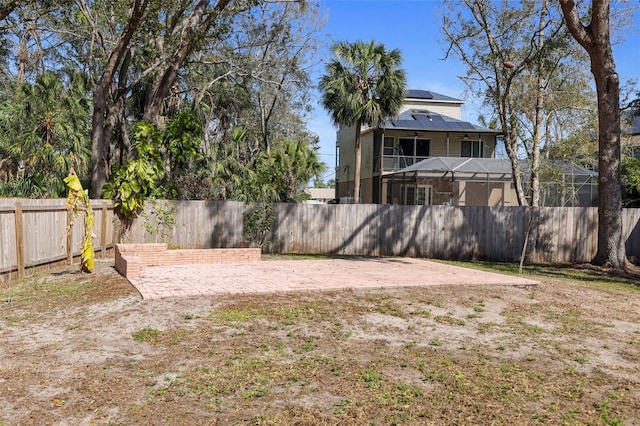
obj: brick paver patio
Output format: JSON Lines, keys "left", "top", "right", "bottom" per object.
{"left": 125, "top": 257, "right": 539, "bottom": 300}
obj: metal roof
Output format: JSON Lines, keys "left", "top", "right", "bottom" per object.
{"left": 406, "top": 89, "right": 462, "bottom": 103}
{"left": 384, "top": 109, "right": 498, "bottom": 134}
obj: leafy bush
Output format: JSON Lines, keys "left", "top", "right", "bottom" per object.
{"left": 621, "top": 155, "right": 640, "bottom": 207}
{"left": 104, "top": 113, "right": 205, "bottom": 215}
{"left": 103, "top": 122, "right": 164, "bottom": 219}
{"left": 243, "top": 203, "right": 274, "bottom": 248}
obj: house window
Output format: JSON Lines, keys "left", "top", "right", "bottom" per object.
{"left": 461, "top": 140, "right": 483, "bottom": 158}
{"left": 402, "top": 185, "right": 432, "bottom": 205}
{"left": 405, "top": 186, "right": 415, "bottom": 205}
{"left": 415, "top": 139, "right": 430, "bottom": 157}
{"left": 398, "top": 138, "right": 430, "bottom": 165}
{"left": 416, "top": 186, "right": 431, "bottom": 205}
{"left": 383, "top": 136, "right": 394, "bottom": 155}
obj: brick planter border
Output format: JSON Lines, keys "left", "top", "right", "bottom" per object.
{"left": 115, "top": 243, "right": 261, "bottom": 279}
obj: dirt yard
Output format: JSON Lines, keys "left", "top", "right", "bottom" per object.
{"left": 1, "top": 258, "right": 639, "bottom": 425}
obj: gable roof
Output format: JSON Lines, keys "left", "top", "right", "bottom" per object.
{"left": 383, "top": 109, "right": 498, "bottom": 134}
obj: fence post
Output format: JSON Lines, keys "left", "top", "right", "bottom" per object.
{"left": 67, "top": 209, "right": 73, "bottom": 265}
{"left": 14, "top": 202, "right": 25, "bottom": 279}
{"left": 101, "top": 201, "right": 108, "bottom": 257}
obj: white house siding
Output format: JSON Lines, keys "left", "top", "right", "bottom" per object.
{"left": 399, "top": 100, "right": 463, "bottom": 120}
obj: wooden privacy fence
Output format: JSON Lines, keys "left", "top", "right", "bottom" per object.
{"left": 125, "top": 201, "right": 640, "bottom": 264}
{"left": 0, "top": 199, "right": 116, "bottom": 279}
{"left": 2, "top": 199, "right": 640, "bottom": 278}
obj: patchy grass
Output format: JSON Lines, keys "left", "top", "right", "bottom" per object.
{"left": 439, "top": 259, "right": 640, "bottom": 290}
{"left": 132, "top": 327, "right": 162, "bottom": 344}
{"left": 0, "top": 259, "right": 639, "bottom": 425}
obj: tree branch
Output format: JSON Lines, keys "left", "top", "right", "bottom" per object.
{"left": 558, "top": 0, "right": 593, "bottom": 50}
{"left": 0, "top": 0, "right": 20, "bottom": 20}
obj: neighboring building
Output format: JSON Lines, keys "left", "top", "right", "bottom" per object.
{"left": 334, "top": 89, "right": 597, "bottom": 207}
{"left": 304, "top": 187, "right": 336, "bottom": 204}
{"left": 622, "top": 109, "right": 640, "bottom": 159}
{"left": 335, "top": 89, "right": 513, "bottom": 205}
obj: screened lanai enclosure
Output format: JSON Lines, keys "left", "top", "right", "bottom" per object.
{"left": 531, "top": 161, "right": 598, "bottom": 207}
{"left": 383, "top": 157, "right": 598, "bottom": 207}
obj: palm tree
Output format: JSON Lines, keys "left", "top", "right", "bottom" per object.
{"left": 319, "top": 40, "right": 406, "bottom": 204}
{"left": 0, "top": 70, "right": 91, "bottom": 196}
{"left": 269, "top": 140, "right": 326, "bottom": 202}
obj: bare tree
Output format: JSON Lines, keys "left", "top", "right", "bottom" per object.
{"left": 442, "top": 0, "right": 583, "bottom": 206}
{"left": 237, "top": 1, "right": 323, "bottom": 152}
{"left": 558, "top": 0, "right": 628, "bottom": 268}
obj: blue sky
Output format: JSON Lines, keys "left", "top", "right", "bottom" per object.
{"left": 308, "top": 0, "right": 640, "bottom": 184}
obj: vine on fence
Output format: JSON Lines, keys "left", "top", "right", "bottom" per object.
{"left": 243, "top": 203, "right": 274, "bottom": 248}
{"left": 141, "top": 199, "right": 177, "bottom": 244}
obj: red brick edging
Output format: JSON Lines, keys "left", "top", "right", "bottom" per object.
{"left": 114, "top": 243, "right": 261, "bottom": 279}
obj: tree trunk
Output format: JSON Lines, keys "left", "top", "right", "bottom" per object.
{"left": 591, "top": 57, "right": 626, "bottom": 267}
{"left": 353, "top": 122, "right": 362, "bottom": 204}
{"left": 559, "top": 0, "right": 628, "bottom": 268}
{"left": 89, "top": 0, "right": 148, "bottom": 197}
{"left": 501, "top": 110, "right": 528, "bottom": 206}
{"left": 17, "top": 32, "right": 26, "bottom": 83}
{"left": 530, "top": 74, "right": 544, "bottom": 207}
{"left": 89, "top": 90, "right": 111, "bottom": 198}
{"left": 530, "top": 0, "right": 549, "bottom": 207}
{"left": 259, "top": 95, "right": 270, "bottom": 152}
{"left": 507, "top": 148, "right": 529, "bottom": 206}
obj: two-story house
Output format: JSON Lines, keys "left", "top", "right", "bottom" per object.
{"left": 335, "top": 89, "right": 519, "bottom": 206}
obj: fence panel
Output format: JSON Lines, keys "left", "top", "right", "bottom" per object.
{"left": 0, "top": 203, "right": 18, "bottom": 273}
{"left": 3, "top": 200, "right": 640, "bottom": 278}
{"left": 624, "top": 209, "right": 640, "bottom": 260}
{"left": 0, "top": 199, "right": 115, "bottom": 277}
